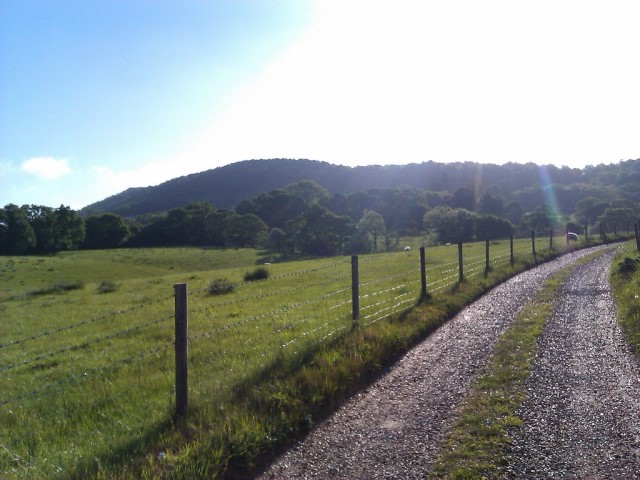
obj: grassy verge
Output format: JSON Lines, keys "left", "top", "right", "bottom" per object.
{"left": 610, "top": 242, "right": 640, "bottom": 354}
{"left": 428, "top": 248, "right": 609, "bottom": 479}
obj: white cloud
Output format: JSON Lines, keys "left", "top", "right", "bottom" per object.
{"left": 21, "top": 156, "right": 71, "bottom": 179}
{"left": 92, "top": 160, "right": 186, "bottom": 195}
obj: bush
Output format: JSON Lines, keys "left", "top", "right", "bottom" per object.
{"left": 243, "top": 267, "right": 269, "bottom": 282}
{"left": 617, "top": 257, "right": 640, "bottom": 276}
{"left": 97, "top": 281, "right": 117, "bottom": 294}
{"left": 207, "top": 278, "right": 236, "bottom": 296}
{"left": 25, "top": 280, "right": 84, "bottom": 297}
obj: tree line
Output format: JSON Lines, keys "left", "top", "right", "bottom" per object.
{"left": 81, "top": 158, "right": 640, "bottom": 218}
{"left": 1, "top": 179, "right": 638, "bottom": 256}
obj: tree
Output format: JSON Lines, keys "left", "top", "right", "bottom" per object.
{"left": 235, "top": 189, "right": 305, "bottom": 229}
{"left": 0, "top": 204, "right": 36, "bottom": 254}
{"left": 203, "top": 209, "right": 234, "bottom": 246}
{"left": 423, "top": 206, "right": 477, "bottom": 243}
{"left": 599, "top": 208, "right": 636, "bottom": 232}
{"left": 504, "top": 201, "right": 525, "bottom": 226}
{"left": 355, "top": 209, "right": 386, "bottom": 252}
{"left": 129, "top": 208, "right": 188, "bottom": 246}
{"left": 522, "top": 207, "right": 550, "bottom": 233}
{"left": 476, "top": 215, "right": 513, "bottom": 240}
{"left": 228, "top": 214, "right": 268, "bottom": 248}
{"left": 610, "top": 198, "right": 638, "bottom": 215}
{"left": 265, "top": 227, "right": 289, "bottom": 252}
{"left": 84, "top": 213, "right": 131, "bottom": 249}
{"left": 382, "top": 230, "right": 400, "bottom": 252}
{"left": 379, "top": 187, "right": 429, "bottom": 234}
{"left": 182, "top": 202, "right": 216, "bottom": 245}
{"left": 478, "top": 192, "right": 505, "bottom": 217}
{"left": 290, "top": 205, "right": 352, "bottom": 256}
{"left": 345, "top": 191, "right": 383, "bottom": 221}
{"left": 51, "top": 205, "right": 85, "bottom": 250}
{"left": 24, "top": 205, "right": 55, "bottom": 252}
{"left": 447, "top": 187, "right": 476, "bottom": 211}
{"left": 285, "top": 180, "right": 330, "bottom": 206}
{"left": 575, "top": 197, "right": 608, "bottom": 228}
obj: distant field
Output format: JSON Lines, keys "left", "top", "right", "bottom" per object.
{"left": 0, "top": 235, "right": 601, "bottom": 478}
{"left": 0, "top": 247, "right": 266, "bottom": 301}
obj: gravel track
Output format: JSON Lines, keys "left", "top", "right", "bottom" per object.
{"left": 506, "top": 247, "right": 640, "bottom": 479}
{"left": 258, "top": 247, "right": 610, "bottom": 479}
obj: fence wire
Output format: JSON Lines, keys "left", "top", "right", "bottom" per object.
{"left": 3, "top": 233, "right": 575, "bottom": 469}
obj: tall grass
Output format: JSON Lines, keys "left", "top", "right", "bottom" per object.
{"left": 610, "top": 241, "right": 640, "bottom": 353}
{"left": 0, "top": 234, "right": 623, "bottom": 479}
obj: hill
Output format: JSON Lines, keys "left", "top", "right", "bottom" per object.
{"left": 81, "top": 158, "right": 640, "bottom": 217}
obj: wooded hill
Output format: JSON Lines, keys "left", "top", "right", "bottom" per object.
{"left": 81, "top": 158, "right": 640, "bottom": 218}
{"left": 3, "top": 158, "right": 638, "bottom": 256}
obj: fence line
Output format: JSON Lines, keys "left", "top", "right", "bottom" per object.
{"left": 5, "top": 230, "right": 632, "bottom": 421}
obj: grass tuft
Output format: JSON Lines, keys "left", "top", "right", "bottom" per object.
{"left": 243, "top": 267, "right": 269, "bottom": 282}
{"left": 97, "top": 281, "right": 117, "bottom": 294}
{"left": 206, "top": 278, "right": 236, "bottom": 296}
{"left": 615, "top": 255, "right": 640, "bottom": 276}
{"left": 25, "top": 280, "right": 84, "bottom": 298}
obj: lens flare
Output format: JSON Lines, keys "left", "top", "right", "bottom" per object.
{"left": 538, "top": 165, "right": 561, "bottom": 227}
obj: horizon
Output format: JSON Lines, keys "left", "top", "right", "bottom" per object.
{"left": 2, "top": 1, "right": 640, "bottom": 210}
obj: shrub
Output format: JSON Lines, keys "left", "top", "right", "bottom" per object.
{"left": 617, "top": 257, "right": 640, "bottom": 276}
{"left": 97, "top": 281, "right": 117, "bottom": 294}
{"left": 243, "top": 267, "right": 269, "bottom": 282}
{"left": 207, "top": 278, "right": 236, "bottom": 296}
{"left": 25, "top": 281, "right": 84, "bottom": 298}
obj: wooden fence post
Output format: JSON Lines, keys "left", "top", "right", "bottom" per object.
{"left": 510, "top": 235, "right": 514, "bottom": 266}
{"left": 174, "top": 283, "right": 188, "bottom": 419}
{"left": 419, "top": 246, "right": 428, "bottom": 300}
{"left": 549, "top": 230, "right": 553, "bottom": 250}
{"left": 584, "top": 224, "right": 589, "bottom": 244}
{"left": 458, "top": 242, "right": 464, "bottom": 283}
{"left": 531, "top": 231, "right": 536, "bottom": 263}
{"left": 635, "top": 222, "right": 640, "bottom": 252}
{"left": 351, "top": 255, "right": 359, "bottom": 326}
{"left": 485, "top": 238, "right": 490, "bottom": 274}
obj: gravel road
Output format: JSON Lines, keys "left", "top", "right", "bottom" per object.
{"left": 506, "top": 247, "right": 640, "bottom": 479}
{"left": 258, "top": 246, "right": 615, "bottom": 479}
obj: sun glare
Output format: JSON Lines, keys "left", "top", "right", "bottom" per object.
{"left": 537, "top": 165, "right": 561, "bottom": 226}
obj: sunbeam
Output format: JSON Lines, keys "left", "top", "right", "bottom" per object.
{"left": 538, "top": 165, "right": 561, "bottom": 227}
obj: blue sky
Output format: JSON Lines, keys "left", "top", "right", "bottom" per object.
{"left": 2, "top": 1, "right": 640, "bottom": 210}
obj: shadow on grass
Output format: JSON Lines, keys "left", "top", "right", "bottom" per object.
{"left": 72, "top": 238, "right": 631, "bottom": 479}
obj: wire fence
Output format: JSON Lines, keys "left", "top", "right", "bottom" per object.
{"left": 0, "top": 232, "right": 611, "bottom": 411}
{"left": 2, "top": 228, "right": 636, "bottom": 477}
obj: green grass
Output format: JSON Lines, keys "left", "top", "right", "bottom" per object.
{"left": 610, "top": 241, "right": 640, "bottom": 354}
{"left": 0, "top": 247, "right": 263, "bottom": 302}
{"left": 0, "top": 234, "right": 625, "bottom": 479}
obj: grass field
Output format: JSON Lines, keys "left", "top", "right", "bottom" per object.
{"left": 0, "top": 234, "right": 622, "bottom": 479}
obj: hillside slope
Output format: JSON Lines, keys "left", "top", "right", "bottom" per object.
{"left": 81, "top": 158, "right": 640, "bottom": 217}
